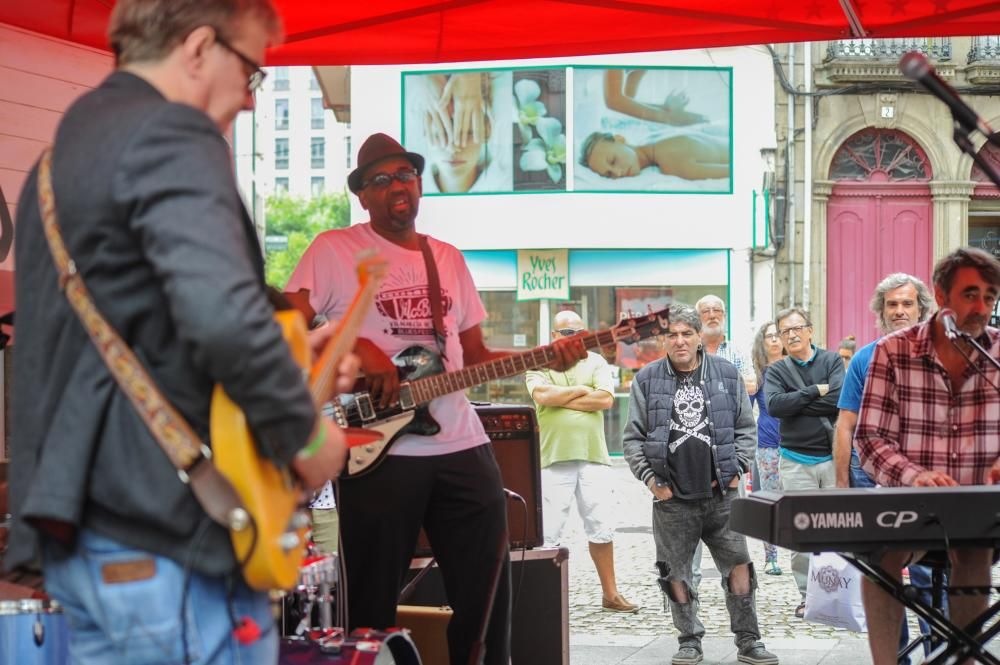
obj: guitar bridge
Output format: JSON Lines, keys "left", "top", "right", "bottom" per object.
{"left": 331, "top": 405, "right": 348, "bottom": 428}
{"left": 398, "top": 383, "right": 415, "bottom": 410}
{"left": 355, "top": 393, "right": 376, "bottom": 422}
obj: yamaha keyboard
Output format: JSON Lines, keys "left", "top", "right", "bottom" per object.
{"left": 731, "top": 487, "right": 1000, "bottom": 552}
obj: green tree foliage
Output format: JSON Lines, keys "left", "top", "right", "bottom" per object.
{"left": 264, "top": 192, "right": 350, "bottom": 289}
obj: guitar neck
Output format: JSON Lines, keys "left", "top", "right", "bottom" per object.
{"left": 311, "top": 259, "right": 385, "bottom": 406}
{"left": 408, "top": 329, "right": 618, "bottom": 404}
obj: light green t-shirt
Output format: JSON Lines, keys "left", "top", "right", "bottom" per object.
{"left": 525, "top": 352, "right": 614, "bottom": 469}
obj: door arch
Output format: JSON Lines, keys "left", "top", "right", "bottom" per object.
{"left": 826, "top": 128, "right": 934, "bottom": 349}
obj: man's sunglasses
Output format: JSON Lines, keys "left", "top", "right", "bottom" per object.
{"left": 555, "top": 328, "right": 581, "bottom": 336}
{"left": 363, "top": 169, "right": 419, "bottom": 190}
{"left": 215, "top": 33, "right": 267, "bottom": 92}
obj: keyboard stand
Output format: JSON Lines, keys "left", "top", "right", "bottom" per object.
{"left": 843, "top": 553, "right": 1000, "bottom": 665}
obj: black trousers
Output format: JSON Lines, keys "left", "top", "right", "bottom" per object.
{"left": 337, "top": 444, "right": 511, "bottom": 665}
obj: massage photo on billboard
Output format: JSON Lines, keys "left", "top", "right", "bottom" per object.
{"left": 401, "top": 67, "right": 567, "bottom": 195}
{"left": 573, "top": 66, "right": 733, "bottom": 194}
{"left": 400, "top": 65, "right": 729, "bottom": 195}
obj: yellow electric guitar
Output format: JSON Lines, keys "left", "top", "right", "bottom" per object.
{"left": 211, "top": 254, "right": 386, "bottom": 590}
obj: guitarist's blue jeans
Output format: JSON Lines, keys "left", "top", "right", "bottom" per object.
{"left": 40, "top": 528, "right": 276, "bottom": 664}
{"left": 338, "top": 443, "right": 511, "bottom": 665}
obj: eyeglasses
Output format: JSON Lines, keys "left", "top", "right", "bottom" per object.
{"left": 764, "top": 333, "right": 781, "bottom": 341}
{"left": 778, "top": 324, "right": 810, "bottom": 338}
{"left": 362, "top": 169, "right": 419, "bottom": 190}
{"left": 699, "top": 306, "right": 725, "bottom": 315}
{"left": 555, "top": 328, "right": 581, "bottom": 336}
{"left": 214, "top": 33, "right": 266, "bottom": 92}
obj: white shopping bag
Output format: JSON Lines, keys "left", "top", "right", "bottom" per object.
{"left": 804, "top": 552, "right": 867, "bottom": 632}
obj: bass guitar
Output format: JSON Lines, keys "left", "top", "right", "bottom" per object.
{"left": 211, "top": 254, "right": 386, "bottom": 590}
{"left": 335, "top": 308, "right": 670, "bottom": 477}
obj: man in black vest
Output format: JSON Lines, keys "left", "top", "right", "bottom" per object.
{"left": 623, "top": 305, "right": 777, "bottom": 665}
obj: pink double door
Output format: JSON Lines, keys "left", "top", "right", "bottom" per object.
{"left": 826, "top": 182, "right": 933, "bottom": 349}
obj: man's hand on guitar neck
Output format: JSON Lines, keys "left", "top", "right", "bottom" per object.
{"left": 292, "top": 416, "right": 349, "bottom": 491}
{"left": 545, "top": 332, "right": 589, "bottom": 372}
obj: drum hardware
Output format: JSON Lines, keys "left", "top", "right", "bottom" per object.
{"left": 0, "top": 598, "right": 69, "bottom": 664}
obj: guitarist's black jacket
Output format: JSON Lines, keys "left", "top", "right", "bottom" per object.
{"left": 7, "top": 72, "right": 317, "bottom": 576}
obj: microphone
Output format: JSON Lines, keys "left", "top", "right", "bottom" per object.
{"left": 900, "top": 52, "right": 994, "bottom": 137}
{"left": 939, "top": 308, "right": 967, "bottom": 341}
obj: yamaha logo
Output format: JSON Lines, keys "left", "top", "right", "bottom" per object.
{"left": 794, "top": 513, "right": 810, "bottom": 530}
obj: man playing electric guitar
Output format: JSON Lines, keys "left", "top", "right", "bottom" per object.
{"left": 285, "top": 133, "right": 587, "bottom": 665}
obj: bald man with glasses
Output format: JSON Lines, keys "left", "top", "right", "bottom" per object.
{"left": 526, "top": 310, "right": 638, "bottom": 613}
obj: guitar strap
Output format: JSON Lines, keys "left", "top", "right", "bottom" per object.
{"left": 418, "top": 234, "right": 448, "bottom": 361}
{"left": 35, "top": 148, "right": 246, "bottom": 529}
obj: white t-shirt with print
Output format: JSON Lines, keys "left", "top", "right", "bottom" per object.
{"left": 287, "top": 221, "right": 490, "bottom": 460}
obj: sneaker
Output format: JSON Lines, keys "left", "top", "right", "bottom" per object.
{"left": 764, "top": 560, "right": 782, "bottom": 575}
{"left": 671, "top": 645, "right": 703, "bottom": 665}
{"left": 602, "top": 594, "right": 640, "bottom": 613}
{"left": 738, "top": 643, "right": 779, "bottom": 665}
{"left": 793, "top": 601, "right": 806, "bottom": 618}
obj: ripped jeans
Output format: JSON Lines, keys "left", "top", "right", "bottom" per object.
{"left": 652, "top": 488, "right": 762, "bottom": 650}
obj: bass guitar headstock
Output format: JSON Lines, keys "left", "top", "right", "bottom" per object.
{"left": 612, "top": 307, "right": 670, "bottom": 345}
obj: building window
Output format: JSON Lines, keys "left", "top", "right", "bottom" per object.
{"left": 309, "top": 73, "right": 320, "bottom": 90}
{"left": 311, "top": 137, "right": 325, "bottom": 169}
{"left": 345, "top": 136, "right": 352, "bottom": 168}
{"left": 311, "top": 98, "right": 325, "bottom": 130}
{"left": 273, "top": 66, "right": 290, "bottom": 91}
{"left": 275, "top": 98, "right": 289, "bottom": 130}
{"left": 275, "top": 138, "right": 289, "bottom": 170}
{"left": 311, "top": 177, "right": 325, "bottom": 197}
{"left": 829, "top": 129, "right": 931, "bottom": 181}
{"left": 275, "top": 177, "right": 289, "bottom": 194}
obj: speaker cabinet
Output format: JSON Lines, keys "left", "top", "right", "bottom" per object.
{"left": 404, "top": 547, "right": 569, "bottom": 665}
{"left": 415, "top": 403, "right": 542, "bottom": 555}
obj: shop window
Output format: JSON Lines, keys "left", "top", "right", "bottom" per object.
{"left": 466, "top": 292, "right": 538, "bottom": 405}
{"left": 970, "top": 215, "right": 1000, "bottom": 326}
{"left": 550, "top": 285, "right": 723, "bottom": 454}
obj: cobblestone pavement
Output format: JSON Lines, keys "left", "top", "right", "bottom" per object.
{"left": 559, "top": 460, "right": 903, "bottom": 643}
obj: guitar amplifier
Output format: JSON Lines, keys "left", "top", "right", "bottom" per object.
{"left": 415, "top": 403, "right": 543, "bottom": 555}
{"left": 403, "top": 547, "right": 569, "bottom": 665}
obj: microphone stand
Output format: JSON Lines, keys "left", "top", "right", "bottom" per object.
{"left": 947, "top": 328, "right": 1000, "bottom": 380}
{"left": 952, "top": 125, "right": 1000, "bottom": 191}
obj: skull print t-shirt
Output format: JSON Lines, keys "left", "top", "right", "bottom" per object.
{"left": 666, "top": 363, "right": 715, "bottom": 499}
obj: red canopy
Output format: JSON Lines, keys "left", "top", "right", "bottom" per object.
{"left": 2, "top": 1, "right": 999, "bottom": 65}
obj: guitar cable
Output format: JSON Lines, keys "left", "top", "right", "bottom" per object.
{"left": 503, "top": 488, "right": 529, "bottom": 614}
{"left": 180, "top": 516, "right": 214, "bottom": 664}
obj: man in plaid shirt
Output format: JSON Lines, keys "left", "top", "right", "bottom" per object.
{"left": 855, "top": 247, "right": 1000, "bottom": 665}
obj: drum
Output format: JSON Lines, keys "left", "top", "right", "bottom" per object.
{"left": 298, "top": 554, "right": 338, "bottom": 588}
{"left": 279, "top": 554, "right": 340, "bottom": 636}
{"left": 0, "top": 599, "right": 69, "bottom": 665}
{"left": 279, "top": 629, "right": 421, "bottom": 665}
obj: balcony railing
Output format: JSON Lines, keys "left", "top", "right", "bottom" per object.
{"left": 969, "top": 36, "right": 1000, "bottom": 63}
{"left": 826, "top": 38, "right": 952, "bottom": 61}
